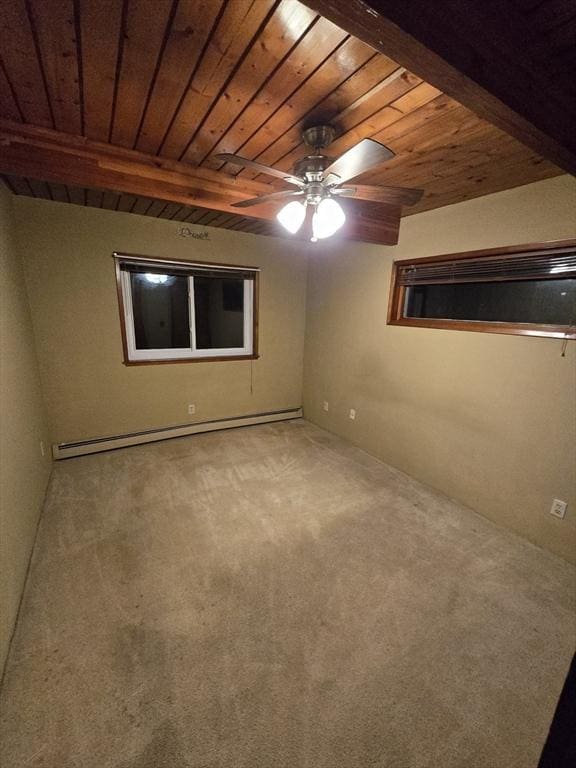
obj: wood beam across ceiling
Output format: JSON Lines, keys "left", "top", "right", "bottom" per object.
{"left": 301, "top": 0, "right": 576, "bottom": 176}
{"left": 0, "top": 120, "right": 276, "bottom": 216}
{"left": 0, "top": 120, "right": 402, "bottom": 245}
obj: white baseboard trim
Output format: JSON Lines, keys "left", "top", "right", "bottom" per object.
{"left": 52, "top": 407, "right": 303, "bottom": 459}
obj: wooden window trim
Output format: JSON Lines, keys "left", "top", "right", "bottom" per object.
{"left": 387, "top": 238, "right": 576, "bottom": 340}
{"left": 113, "top": 253, "right": 260, "bottom": 365}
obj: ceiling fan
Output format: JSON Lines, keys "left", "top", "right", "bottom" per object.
{"left": 215, "top": 125, "right": 423, "bottom": 242}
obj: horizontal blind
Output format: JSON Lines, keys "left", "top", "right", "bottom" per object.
{"left": 397, "top": 247, "right": 576, "bottom": 286}
{"left": 115, "top": 253, "right": 258, "bottom": 281}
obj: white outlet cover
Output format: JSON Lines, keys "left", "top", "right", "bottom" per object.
{"left": 322, "top": 401, "right": 329, "bottom": 412}
{"left": 550, "top": 499, "right": 567, "bottom": 519}
{"left": 188, "top": 404, "right": 196, "bottom": 415}
{"left": 349, "top": 409, "right": 356, "bottom": 420}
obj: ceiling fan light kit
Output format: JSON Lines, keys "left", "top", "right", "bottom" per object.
{"left": 311, "top": 198, "right": 346, "bottom": 241}
{"left": 276, "top": 200, "right": 306, "bottom": 234}
{"left": 275, "top": 196, "right": 346, "bottom": 241}
{"left": 216, "top": 125, "right": 424, "bottom": 243}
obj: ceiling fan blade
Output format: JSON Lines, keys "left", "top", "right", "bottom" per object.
{"left": 323, "top": 139, "right": 395, "bottom": 183}
{"left": 323, "top": 173, "right": 342, "bottom": 187}
{"left": 215, "top": 153, "right": 304, "bottom": 186}
{"left": 232, "top": 190, "right": 304, "bottom": 209}
{"left": 335, "top": 183, "right": 424, "bottom": 207}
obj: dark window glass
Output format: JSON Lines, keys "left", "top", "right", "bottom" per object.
{"left": 194, "top": 277, "right": 244, "bottom": 349}
{"left": 405, "top": 279, "right": 576, "bottom": 325}
{"left": 131, "top": 272, "right": 190, "bottom": 349}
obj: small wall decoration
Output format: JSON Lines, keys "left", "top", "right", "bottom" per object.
{"left": 177, "top": 227, "right": 210, "bottom": 240}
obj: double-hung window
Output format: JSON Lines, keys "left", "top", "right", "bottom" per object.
{"left": 114, "top": 253, "right": 258, "bottom": 363}
{"left": 388, "top": 239, "right": 576, "bottom": 339}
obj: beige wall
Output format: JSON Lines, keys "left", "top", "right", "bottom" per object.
{"left": 0, "top": 187, "right": 52, "bottom": 673}
{"left": 304, "top": 175, "right": 576, "bottom": 564}
{"left": 8, "top": 176, "right": 575, "bottom": 568}
{"left": 13, "top": 199, "right": 308, "bottom": 444}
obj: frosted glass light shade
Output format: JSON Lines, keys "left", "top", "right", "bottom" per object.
{"left": 312, "top": 198, "right": 345, "bottom": 240}
{"left": 277, "top": 200, "right": 306, "bottom": 234}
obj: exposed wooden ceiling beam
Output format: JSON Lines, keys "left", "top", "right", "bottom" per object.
{"left": 0, "top": 120, "right": 277, "bottom": 215}
{"left": 301, "top": 0, "right": 576, "bottom": 175}
{"left": 0, "top": 120, "right": 401, "bottom": 245}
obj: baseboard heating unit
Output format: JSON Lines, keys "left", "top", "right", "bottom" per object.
{"left": 52, "top": 407, "right": 303, "bottom": 459}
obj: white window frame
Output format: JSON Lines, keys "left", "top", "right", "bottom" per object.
{"left": 120, "top": 268, "right": 254, "bottom": 362}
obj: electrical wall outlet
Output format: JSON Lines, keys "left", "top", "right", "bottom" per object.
{"left": 550, "top": 499, "right": 567, "bottom": 519}
{"left": 40, "top": 441, "right": 45, "bottom": 457}
{"left": 322, "top": 401, "right": 329, "bottom": 412}
{"left": 349, "top": 409, "right": 356, "bottom": 420}
{"left": 188, "top": 404, "right": 196, "bottom": 416}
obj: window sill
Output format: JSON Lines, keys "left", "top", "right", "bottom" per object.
{"left": 123, "top": 354, "right": 260, "bottom": 365}
{"left": 388, "top": 318, "right": 575, "bottom": 339}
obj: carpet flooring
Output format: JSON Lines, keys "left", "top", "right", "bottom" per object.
{"left": 0, "top": 419, "right": 574, "bottom": 767}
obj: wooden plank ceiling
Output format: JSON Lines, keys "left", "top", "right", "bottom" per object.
{"left": 305, "top": 0, "right": 576, "bottom": 175}
{"left": 0, "top": 0, "right": 566, "bottom": 241}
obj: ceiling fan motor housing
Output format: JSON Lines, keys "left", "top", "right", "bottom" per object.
{"left": 293, "top": 154, "right": 333, "bottom": 182}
